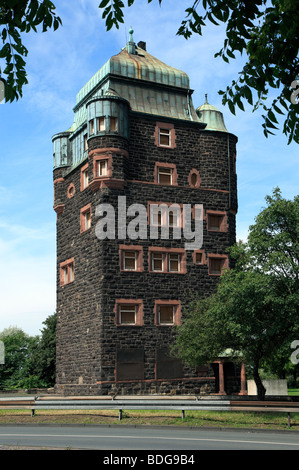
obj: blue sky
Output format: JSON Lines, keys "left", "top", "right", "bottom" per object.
{"left": 0, "top": 0, "right": 298, "bottom": 336}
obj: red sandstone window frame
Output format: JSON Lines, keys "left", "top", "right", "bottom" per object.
{"left": 154, "top": 162, "right": 178, "bottom": 186}
{"left": 80, "top": 163, "right": 89, "bottom": 191}
{"left": 207, "top": 254, "right": 229, "bottom": 276}
{"left": 114, "top": 299, "right": 144, "bottom": 326}
{"left": 60, "top": 258, "right": 75, "bottom": 286}
{"left": 206, "top": 210, "right": 228, "bottom": 232}
{"left": 154, "top": 300, "right": 181, "bottom": 326}
{"left": 188, "top": 168, "right": 201, "bottom": 188}
{"left": 93, "top": 154, "right": 113, "bottom": 179}
{"left": 119, "top": 245, "right": 144, "bottom": 272}
{"left": 148, "top": 247, "right": 186, "bottom": 274}
{"left": 192, "top": 249, "right": 206, "bottom": 265}
{"left": 67, "top": 183, "right": 75, "bottom": 199}
{"left": 80, "top": 203, "right": 92, "bottom": 233}
{"left": 154, "top": 122, "right": 176, "bottom": 149}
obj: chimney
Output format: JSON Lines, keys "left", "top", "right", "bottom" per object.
{"left": 138, "top": 41, "right": 146, "bottom": 51}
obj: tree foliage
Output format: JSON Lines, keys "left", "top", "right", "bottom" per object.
{"left": 0, "top": 0, "right": 62, "bottom": 102}
{"left": 99, "top": 0, "right": 299, "bottom": 144}
{"left": 172, "top": 189, "right": 299, "bottom": 399}
{"left": 0, "top": 313, "right": 56, "bottom": 390}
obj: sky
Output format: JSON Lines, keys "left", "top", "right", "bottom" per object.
{"left": 0, "top": 0, "right": 298, "bottom": 337}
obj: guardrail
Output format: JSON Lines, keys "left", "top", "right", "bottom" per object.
{"left": 0, "top": 395, "right": 298, "bottom": 427}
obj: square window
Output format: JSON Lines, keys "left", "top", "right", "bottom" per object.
{"left": 206, "top": 211, "right": 227, "bottom": 232}
{"left": 119, "top": 305, "right": 136, "bottom": 325}
{"left": 123, "top": 251, "right": 137, "bottom": 271}
{"left": 210, "top": 258, "right": 223, "bottom": 274}
{"left": 159, "top": 305, "right": 174, "bottom": 324}
{"left": 208, "top": 215, "right": 222, "bottom": 231}
{"left": 115, "top": 299, "right": 144, "bottom": 326}
{"left": 97, "top": 117, "right": 105, "bottom": 132}
{"left": 158, "top": 167, "right": 172, "bottom": 185}
{"left": 159, "top": 128, "right": 170, "bottom": 146}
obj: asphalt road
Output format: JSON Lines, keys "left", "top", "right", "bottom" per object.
{"left": 0, "top": 425, "right": 299, "bottom": 451}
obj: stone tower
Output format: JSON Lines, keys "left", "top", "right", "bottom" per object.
{"left": 53, "top": 32, "right": 241, "bottom": 396}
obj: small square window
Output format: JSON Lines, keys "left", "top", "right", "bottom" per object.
{"left": 159, "top": 128, "right": 170, "bottom": 146}
{"left": 206, "top": 211, "right": 227, "bottom": 232}
{"left": 158, "top": 167, "right": 172, "bottom": 185}
{"left": 210, "top": 258, "right": 223, "bottom": 275}
{"left": 208, "top": 215, "right": 222, "bottom": 231}
{"left": 115, "top": 299, "right": 144, "bottom": 326}
{"left": 159, "top": 305, "right": 174, "bottom": 324}
{"left": 119, "top": 305, "right": 136, "bottom": 325}
{"left": 97, "top": 117, "right": 105, "bottom": 132}
{"left": 123, "top": 251, "right": 137, "bottom": 271}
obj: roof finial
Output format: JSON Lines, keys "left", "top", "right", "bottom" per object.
{"left": 127, "top": 26, "right": 136, "bottom": 54}
{"left": 205, "top": 93, "right": 208, "bottom": 104}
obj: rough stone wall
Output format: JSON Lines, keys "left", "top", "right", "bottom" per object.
{"left": 54, "top": 114, "right": 238, "bottom": 396}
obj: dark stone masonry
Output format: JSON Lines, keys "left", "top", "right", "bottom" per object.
{"left": 52, "top": 33, "right": 245, "bottom": 396}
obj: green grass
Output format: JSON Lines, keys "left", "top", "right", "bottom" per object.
{"left": 288, "top": 389, "right": 299, "bottom": 396}
{"left": 0, "top": 408, "right": 298, "bottom": 430}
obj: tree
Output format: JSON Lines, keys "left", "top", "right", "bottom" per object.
{"left": 31, "top": 312, "right": 56, "bottom": 387}
{"left": 0, "top": 326, "right": 39, "bottom": 389}
{"left": 173, "top": 189, "right": 299, "bottom": 399}
{"left": 0, "top": 0, "right": 62, "bottom": 102}
{"left": 99, "top": 0, "right": 299, "bottom": 144}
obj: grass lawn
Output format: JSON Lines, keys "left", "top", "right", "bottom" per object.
{"left": 0, "top": 408, "right": 298, "bottom": 431}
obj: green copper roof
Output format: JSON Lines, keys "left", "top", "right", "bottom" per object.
{"left": 196, "top": 94, "right": 228, "bottom": 132}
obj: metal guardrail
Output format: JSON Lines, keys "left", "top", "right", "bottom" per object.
{"left": 0, "top": 395, "right": 298, "bottom": 427}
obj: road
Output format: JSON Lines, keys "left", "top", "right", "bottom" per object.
{"left": 0, "top": 425, "right": 298, "bottom": 451}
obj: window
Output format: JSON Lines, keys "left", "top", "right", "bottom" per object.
{"left": 123, "top": 251, "right": 137, "bottom": 271}
{"left": 80, "top": 163, "right": 89, "bottom": 191}
{"left": 208, "top": 254, "right": 229, "bottom": 276}
{"left": 188, "top": 169, "right": 201, "bottom": 188}
{"left": 168, "top": 253, "right": 180, "bottom": 272}
{"left": 159, "top": 128, "right": 170, "bottom": 146}
{"left": 84, "top": 133, "right": 88, "bottom": 151}
{"left": 110, "top": 117, "right": 117, "bottom": 131}
{"left": 93, "top": 154, "right": 112, "bottom": 180}
{"left": 149, "top": 247, "right": 186, "bottom": 274}
{"left": 158, "top": 167, "right": 172, "bottom": 184}
{"left": 149, "top": 203, "right": 182, "bottom": 228}
{"left": 154, "top": 122, "right": 176, "bottom": 149}
{"left": 60, "top": 258, "right": 75, "bottom": 286}
{"left": 80, "top": 204, "right": 92, "bottom": 233}
{"left": 154, "top": 300, "right": 181, "bottom": 326}
{"left": 206, "top": 210, "right": 227, "bottom": 232}
{"left": 97, "top": 117, "right": 105, "bottom": 132}
{"left": 97, "top": 159, "right": 108, "bottom": 177}
{"left": 114, "top": 299, "right": 144, "bottom": 326}
{"left": 152, "top": 252, "right": 164, "bottom": 272}
{"left": 119, "top": 245, "right": 143, "bottom": 272}
{"left": 154, "top": 163, "right": 177, "bottom": 186}
{"left": 89, "top": 119, "right": 94, "bottom": 135}
{"left": 119, "top": 305, "right": 136, "bottom": 325}
{"left": 67, "top": 183, "right": 75, "bottom": 199}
